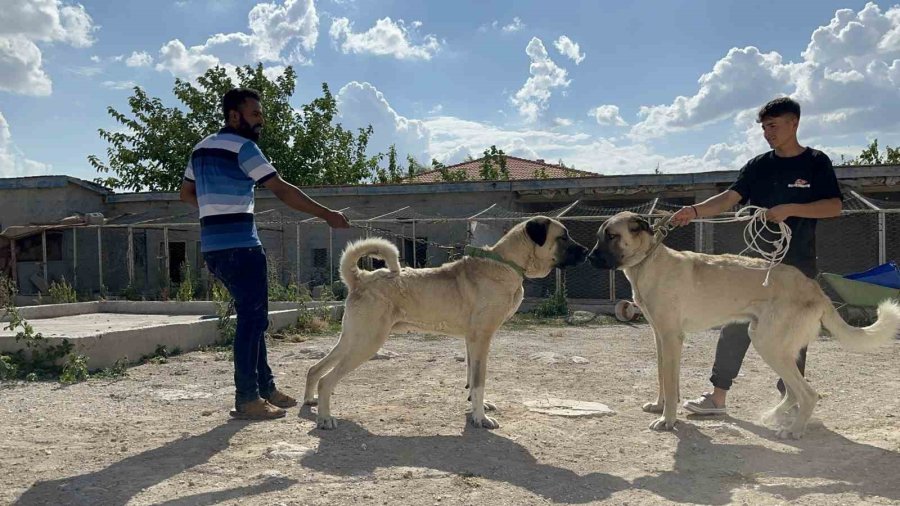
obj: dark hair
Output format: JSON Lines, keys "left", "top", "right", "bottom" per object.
{"left": 222, "top": 87, "right": 261, "bottom": 122}
{"left": 757, "top": 97, "right": 801, "bottom": 123}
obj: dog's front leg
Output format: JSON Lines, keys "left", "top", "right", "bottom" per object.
{"left": 465, "top": 338, "right": 497, "bottom": 412}
{"left": 649, "top": 329, "right": 684, "bottom": 431}
{"left": 467, "top": 336, "right": 499, "bottom": 429}
{"left": 642, "top": 327, "right": 665, "bottom": 414}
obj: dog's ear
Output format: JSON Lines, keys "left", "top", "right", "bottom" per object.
{"left": 525, "top": 217, "right": 551, "bottom": 246}
{"left": 631, "top": 216, "right": 652, "bottom": 234}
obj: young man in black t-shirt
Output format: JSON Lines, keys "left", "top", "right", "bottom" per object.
{"left": 668, "top": 97, "right": 843, "bottom": 415}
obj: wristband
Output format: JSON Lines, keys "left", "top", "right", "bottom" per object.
{"left": 690, "top": 205, "right": 698, "bottom": 218}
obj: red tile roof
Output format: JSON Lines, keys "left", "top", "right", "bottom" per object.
{"left": 406, "top": 156, "right": 597, "bottom": 183}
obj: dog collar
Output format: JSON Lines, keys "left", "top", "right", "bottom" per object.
{"left": 464, "top": 245, "right": 527, "bottom": 278}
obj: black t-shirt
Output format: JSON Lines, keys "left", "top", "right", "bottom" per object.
{"left": 728, "top": 147, "right": 843, "bottom": 276}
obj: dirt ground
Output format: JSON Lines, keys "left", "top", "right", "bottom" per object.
{"left": 2, "top": 318, "right": 899, "bottom": 506}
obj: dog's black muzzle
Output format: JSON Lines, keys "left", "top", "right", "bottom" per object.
{"left": 587, "top": 246, "right": 618, "bottom": 270}
{"left": 556, "top": 242, "right": 589, "bottom": 268}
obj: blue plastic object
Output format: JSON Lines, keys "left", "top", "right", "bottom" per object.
{"left": 843, "top": 261, "right": 900, "bottom": 289}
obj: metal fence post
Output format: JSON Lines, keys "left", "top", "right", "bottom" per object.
{"left": 878, "top": 211, "right": 886, "bottom": 265}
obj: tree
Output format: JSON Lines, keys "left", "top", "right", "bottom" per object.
{"left": 839, "top": 138, "right": 900, "bottom": 166}
{"left": 434, "top": 159, "right": 467, "bottom": 182}
{"left": 90, "top": 64, "right": 381, "bottom": 191}
{"left": 478, "top": 145, "right": 509, "bottom": 180}
{"left": 374, "top": 144, "right": 404, "bottom": 184}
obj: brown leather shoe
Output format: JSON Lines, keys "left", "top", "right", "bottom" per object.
{"left": 264, "top": 389, "right": 298, "bottom": 409}
{"left": 229, "top": 399, "right": 286, "bottom": 420}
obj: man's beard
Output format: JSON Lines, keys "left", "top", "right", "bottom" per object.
{"left": 238, "top": 116, "right": 262, "bottom": 142}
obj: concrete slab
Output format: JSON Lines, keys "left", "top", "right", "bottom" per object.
{"left": 0, "top": 301, "right": 342, "bottom": 370}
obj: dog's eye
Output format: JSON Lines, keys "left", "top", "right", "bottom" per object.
{"left": 605, "top": 232, "right": 619, "bottom": 241}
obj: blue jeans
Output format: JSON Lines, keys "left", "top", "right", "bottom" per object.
{"left": 203, "top": 246, "right": 275, "bottom": 407}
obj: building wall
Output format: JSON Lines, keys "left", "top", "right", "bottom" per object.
{"left": 0, "top": 183, "right": 105, "bottom": 230}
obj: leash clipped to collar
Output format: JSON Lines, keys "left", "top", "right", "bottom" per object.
{"left": 464, "top": 245, "right": 527, "bottom": 278}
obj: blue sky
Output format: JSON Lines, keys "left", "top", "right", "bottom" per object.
{"left": 2, "top": 0, "right": 899, "bottom": 183}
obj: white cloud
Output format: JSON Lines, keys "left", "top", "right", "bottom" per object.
{"left": 554, "top": 117, "right": 573, "bottom": 127}
{"left": 480, "top": 17, "right": 525, "bottom": 34}
{"left": 438, "top": 144, "right": 473, "bottom": 165}
{"left": 630, "top": 46, "right": 794, "bottom": 139}
{"left": 101, "top": 80, "right": 137, "bottom": 90}
{"left": 428, "top": 104, "right": 443, "bottom": 115}
{"left": 423, "top": 115, "right": 723, "bottom": 175}
{"left": 589, "top": 105, "right": 628, "bottom": 126}
{"left": 90, "top": 55, "right": 100, "bottom": 63}
{"left": 502, "top": 138, "right": 540, "bottom": 159}
{"left": 0, "top": 0, "right": 97, "bottom": 95}
{"left": 502, "top": 17, "right": 525, "bottom": 33}
{"left": 154, "top": 0, "right": 318, "bottom": 79}
{"left": 335, "top": 81, "right": 431, "bottom": 164}
{"left": 155, "top": 39, "right": 223, "bottom": 79}
{"left": 329, "top": 17, "right": 441, "bottom": 60}
{"left": 554, "top": 35, "right": 585, "bottom": 64}
{"left": 0, "top": 111, "right": 50, "bottom": 177}
{"left": 247, "top": 0, "right": 318, "bottom": 63}
{"left": 511, "top": 37, "right": 570, "bottom": 122}
{"left": 629, "top": 3, "right": 900, "bottom": 144}
{"left": 125, "top": 51, "right": 153, "bottom": 67}
{"left": 0, "top": 37, "right": 52, "bottom": 95}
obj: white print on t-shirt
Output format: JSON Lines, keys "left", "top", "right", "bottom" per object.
{"left": 788, "top": 178, "right": 811, "bottom": 188}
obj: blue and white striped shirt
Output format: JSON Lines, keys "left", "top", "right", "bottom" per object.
{"left": 184, "top": 127, "right": 278, "bottom": 252}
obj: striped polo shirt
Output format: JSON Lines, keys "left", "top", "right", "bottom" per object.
{"left": 183, "top": 127, "right": 278, "bottom": 252}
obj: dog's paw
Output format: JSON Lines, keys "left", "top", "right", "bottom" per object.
{"left": 470, "top": 415, "right": 500, "bottom": 429}
{"left": 642, "top": 401, "right": 664, "bottom": 414}
{"left": 316, "top": 416, "right": 338, "bottom": 430}
{"left": 483, "top": 400, "right": 498, "bottom": 412}
{"left": 777, "top": 428, "right": 803, "bottom": 440}
{"left": 303, "top": 397, "right": 319, "bottom": 407}
{"left": 649, "top": 416, "right": 676, "bottom": 431}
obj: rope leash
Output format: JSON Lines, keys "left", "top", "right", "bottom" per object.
{"left": 653, "top": 206, "right": 792, "bottom": 287}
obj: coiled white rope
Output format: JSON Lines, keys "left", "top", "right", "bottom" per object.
{"left": 654, "top": 206, "right": 792, "bottom": 287}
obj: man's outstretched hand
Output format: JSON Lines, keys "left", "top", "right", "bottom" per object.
{"left": 325, "top": 210, "right": 351, "bottom": 229}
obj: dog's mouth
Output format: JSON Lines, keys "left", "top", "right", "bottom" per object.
{"left": 556, "top": 244, "right": 588, "bottom": 268}
{"left": 587, "top": 248, "right": 619, "bottom": 270}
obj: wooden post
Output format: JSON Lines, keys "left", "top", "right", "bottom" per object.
{"left": 295, "top": 224, "right": 301, "bottom": 285}
{"left": 163, "top": 227, "right": 170, "bottom": 293}
{"left": 72, "top": 228, "right": 77, "bottom": 290}
{"left": 127, "top": 226, "right": 135, "bottom": 285}
{"left": 97, "top": 227, "right": 103, "bottom": 293}
{"left": 9, "top": 238, "right": 17, "bottom": 289}
{"left": 328, "top": 226, "right": 334, "bottom": 286}
{"left": 412, "top": 220, "right": 417, "bottom": 267}
{"left": 41, "top": 230, "right": 48, "bottom": 284}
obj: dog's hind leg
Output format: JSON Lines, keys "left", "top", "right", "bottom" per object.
{"left": 754, "top": 331, "right": 818, "bottom": 439}
{"left": 315, "top": 317, "right": 392, "bottom": 430}
{"left": 303, "top": 341, "right": 343, "bottom": 407}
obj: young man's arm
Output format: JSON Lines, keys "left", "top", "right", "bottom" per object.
{"left": 180, "top": 179, "right": 198, "bottom": 208}
{"left": 764, "top": 198, "right": 842, "bottom": 223}
{"left": 262, "top": 175, "right": 350, "bottom": 228}
{"left": 671, "top": 190, "right": 743, "bottom": 226}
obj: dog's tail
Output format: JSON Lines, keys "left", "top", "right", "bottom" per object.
{"left": 820, "top": 299, "right": 900, "bottom": 352}
{"left": 339, "top": 237, "right": 401, "bottom": 291}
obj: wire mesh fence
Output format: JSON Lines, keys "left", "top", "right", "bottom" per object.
{"left": 4, "top": 194, "right": 898, "bottom": 309}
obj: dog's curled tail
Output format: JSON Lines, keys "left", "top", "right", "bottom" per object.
{"left": 339, "top": 237, "right": 401, "bottom": 291}
{"left": 821, "top": 299, "right": 900, "bottom": 352}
